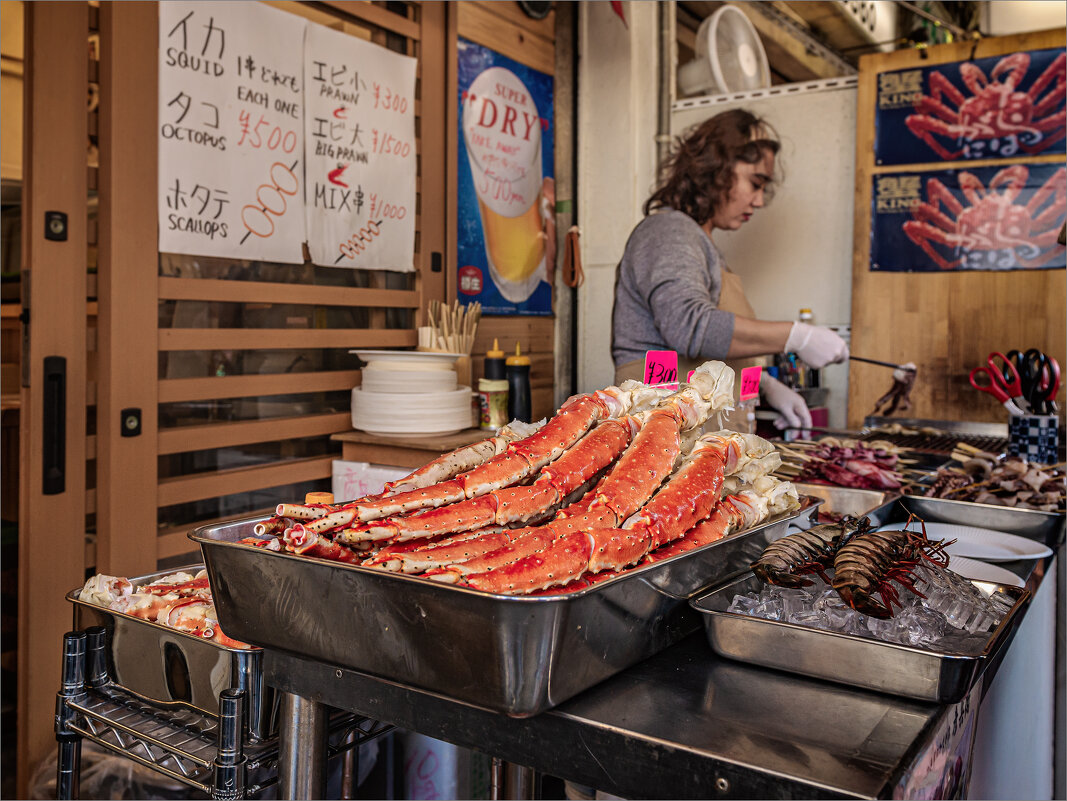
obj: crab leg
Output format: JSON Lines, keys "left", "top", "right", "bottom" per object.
{"left": 643, "top": 504, "right": 741, "bottom": 563}
{"left": 139, "top": 576, "right": 212, "bottom": 598}
{"left": 284, "top": 523, "right": 363, "bottom": 563}
{"left": 382, "top": 425, "right": 530, "bottom": 495}
{"left": 340, "top": 417, "right": 642, "bottom": 544}
{"left": 619, "top": 431, "right": 761, "bottom": 548}
{"left": 453, "top": 461, "right": 797, "bottom": 595}
{"left": 365, "top": 527, "right": 511, "bottom": 572}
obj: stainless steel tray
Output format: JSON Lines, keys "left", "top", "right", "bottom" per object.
{"left": 190, "top": 505, "right": 815, "bottom": 716}
{"left": 691, "top": 572, "right": 1030, "bottom": 704}
{"left": 68, "top": 567, "right": 276, "bottom": 739}
{"left": 900, "top": 494, "right": 1065, "bottom": 548}
{"left": 793, "top": 483, "right": 899, "bottom": 527}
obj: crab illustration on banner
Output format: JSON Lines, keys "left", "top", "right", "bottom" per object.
{"left": 457, "top": 39, "right": 554, "bottom": 315}
{"left": 874, "top": 48, "right": 1066, "bottom": 166}
{"left": 870, "top": 163, "right": 1066, "bottom": 272}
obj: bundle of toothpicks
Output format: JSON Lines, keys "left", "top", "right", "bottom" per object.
{"left": 419, "top": 299, "right": 481, "bottom": 355}
{"left": 419, "top": 300, "right": 481, "bottom": 397}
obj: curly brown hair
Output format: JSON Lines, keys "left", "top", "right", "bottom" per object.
{"left": 644, "top": 109, "right": 781, "bottom": 225}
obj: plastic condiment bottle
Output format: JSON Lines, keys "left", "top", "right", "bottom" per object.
{"left": 506, "top": 342, "right": 532, "bottom": 424}
{"left": 477, "top": 338, "right": 509, "bottom": 430}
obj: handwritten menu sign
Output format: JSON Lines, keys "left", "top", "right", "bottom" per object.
{"left": 158, "top": 2, "right": 306, "bottom": 262}
{"left": 303, "top": 24, "right": 417, "bottom": 271}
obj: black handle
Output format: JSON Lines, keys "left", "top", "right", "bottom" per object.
{"left": 43, "top": 356, "right": 66, "bottom": 495}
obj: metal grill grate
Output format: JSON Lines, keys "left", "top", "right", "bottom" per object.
{"left": 860, "top": 431, "right": 1009, "bottom": 456}
{"left": 861, "top": 417, "right": 1010, "bottom": 457}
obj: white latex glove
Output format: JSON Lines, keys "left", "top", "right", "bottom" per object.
{"left": 762, "top": 374, "right": 813, "bottom": 432}
{"left": 785, "top": 322, "right": 849, "bottom": 368}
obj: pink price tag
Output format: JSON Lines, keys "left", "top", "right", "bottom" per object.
{"left": 644, "top": 350, "right": 678, "bottom": 388}
{"left": 739, "top": 366, "right": 762, "bottom": 401}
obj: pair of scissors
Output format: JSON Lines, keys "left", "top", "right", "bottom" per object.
{"left": 969, "top": 352, "right": 1028, "bottom": 415}
{"left": 1004, "top": 349, "right": 1061, "bottom": 415}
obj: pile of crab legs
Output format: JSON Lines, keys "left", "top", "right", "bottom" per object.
{"left": 80, "top": 570, "right": 250, "bottom": 648}
{"left": 239, "top": 361, "right": 801, "bottom": 596}
{"left": 751, "top": 515, "right": 954, "bottom": 619}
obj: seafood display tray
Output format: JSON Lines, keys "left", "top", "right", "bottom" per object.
{"left": 793, "top": 484, "right": 899, "bottom": 526}
{"left": 68, "top": 567, "right": 276, "bottom": 740}
{"left": 191, "top": 504, "right": 816, "bottom": 717}
{"left": 691, "top": 573, "right": 1030, "bottom": 704}
{"left": 900, "top": 495, "right": 1065, "bottom": 548}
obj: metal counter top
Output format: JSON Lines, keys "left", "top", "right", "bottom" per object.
{"left": 268, "top": 633, "right": 942, "bottom": 799}
{"left": 265, "top": 553, "right": 1056, "bottom": 799}
{"left": 262, "top": 553, "right": 1049, "bottom": 799}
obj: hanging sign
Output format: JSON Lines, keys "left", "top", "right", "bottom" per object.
{"left": 303, "top": 24, "right": 417, "bottom": 271}
{"left": 874, "top": 48, "right": 1066, "bottom": 166}
{"left": 158, "top": 1, "right": 306, "bottom": 262}
{"left": 870, "top": 163, "right": 1066, "bottom": 272}
{"left": 457, "top": 39, "right": 554, "bottom": 315}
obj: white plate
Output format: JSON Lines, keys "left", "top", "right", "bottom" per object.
{"left": 876, "top": 521, "right": 1052, "bottom": 562}
{"left": 351, "top": 349, "right": 465, "bottom": 369}
{"left": 947, "top": 557, "right": 1025, "bottom": 589}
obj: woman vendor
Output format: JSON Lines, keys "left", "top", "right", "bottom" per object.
{"left": 611, "top": 109, "right": 849, "bottom": 431}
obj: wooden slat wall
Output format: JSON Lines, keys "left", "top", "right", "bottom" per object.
{"left": 454, "top": 2, "right": 558, "bottom": 421}
{"left": 848, "top": 30, "right": 1067, "bottom": 428}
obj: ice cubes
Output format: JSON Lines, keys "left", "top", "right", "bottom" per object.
{"left": 732, "top": 561, "right": 1014, "bottom": 653}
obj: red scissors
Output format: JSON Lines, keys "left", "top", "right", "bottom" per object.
{"left": 968, "top": 352, "right": 1028, "bottom": 415}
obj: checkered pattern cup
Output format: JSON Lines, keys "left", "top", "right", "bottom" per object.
{"left": 1008, "top": 414, "right": 1059, "bottom": 465}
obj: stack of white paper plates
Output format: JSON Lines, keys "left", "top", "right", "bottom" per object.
{"left": 349, "top": 349, "right": 471, "bottom": 436}
{"left": 361, "top": 363, "right": 457, "bottom": 394}
{"left": 351, "top": 386, "right": 472, "bottom": 437}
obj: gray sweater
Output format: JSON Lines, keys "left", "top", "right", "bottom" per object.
{"left": 612, "top": 210, "right": 736, "bottom": 367}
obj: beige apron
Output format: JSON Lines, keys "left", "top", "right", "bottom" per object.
{"left": 614, "top": 266, "right": 763, "bottom": 385}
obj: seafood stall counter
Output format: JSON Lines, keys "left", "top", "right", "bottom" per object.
{"left": 186, "top": 366, "right": 1059, "bottom": 798}
{"left": 227, "top": 514, "right": 1058, "bottom": 799}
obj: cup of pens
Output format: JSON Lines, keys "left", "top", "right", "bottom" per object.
{"left": 418, "top": 300, "right": 481, "bottom": 389}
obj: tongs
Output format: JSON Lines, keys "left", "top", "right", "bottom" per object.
{"left": 850, "top": 356, "right": 917, "bottom": 372}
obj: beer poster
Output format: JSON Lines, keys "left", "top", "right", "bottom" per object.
{"left": 873, "top": 48, "right": 1066, "bottom": 166}
{"left": 158, "top": 1, "right": 307, "bottom": 262}
{"left": 457, "top": 39, "right": 554, "bottom": 316}
{"left": 869, "top": 163, "right": 1066, "bottom": 272}
{"left": 303, "top": 23, "right": 417, "bottom": 270}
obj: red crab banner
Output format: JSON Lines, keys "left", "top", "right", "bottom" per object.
{"left": 874, "top": 48, "right": 1065, "bottom": 165}
{"left": 870, "top": 162, "right": 1066, "bottom": 272}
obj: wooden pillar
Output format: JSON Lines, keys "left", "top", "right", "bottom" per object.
{"left": 96, "top": 1, "right": 159, "bottom": 576}
{"left": 18, "top": 3, "right": 89, "bottom": 794}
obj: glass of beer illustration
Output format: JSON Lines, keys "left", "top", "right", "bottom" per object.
{"left": 462, "top": 67, "right": 546, "bottom": 303}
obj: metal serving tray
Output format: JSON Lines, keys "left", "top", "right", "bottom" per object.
{"left": 900, "top": 494, "right": 1065, "bottom": 548}
{"left": 190, "top": 505, "right": 815, "bottom": 717}
{"left": 68, "top": 567, "right": 276, "bottom": 739}
{"left": 793, "top": 483, "right": 899, "bottom": 527}
{"left": 691, "top": 572, "right": 1030, "bottom": 704}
